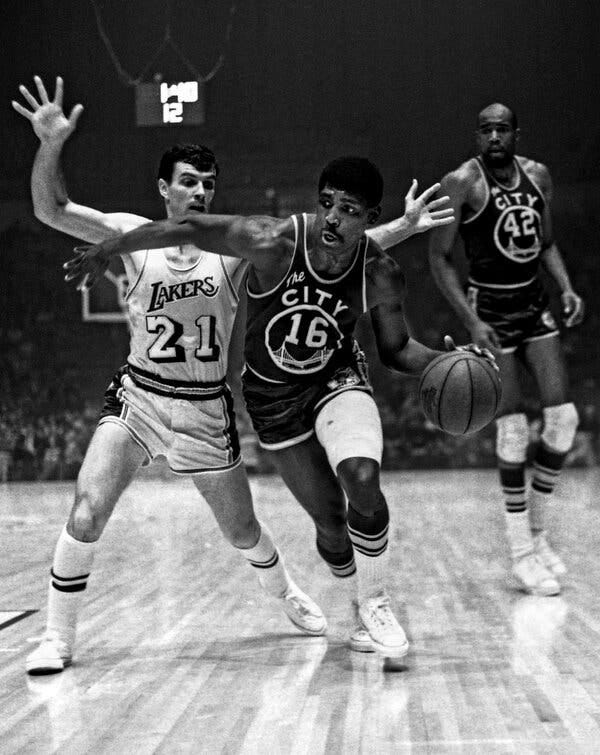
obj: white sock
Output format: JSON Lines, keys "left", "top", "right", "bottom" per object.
{"left": 347, "top": 504, "right": 390, "bottom": 603}
{"left": 528, "top": 488, "right": 548, "bottom": 535}
{"left": 237, "top": 522, "right": 291, "bottom": 597}
{"left": 353, "top": 547, "right": 389, "bottom": 603}
{"left": 504, "top": 510, "right": 534, "bottom": 561}
{"left": 46, "top": 526, "right": 97, "bottom": 648}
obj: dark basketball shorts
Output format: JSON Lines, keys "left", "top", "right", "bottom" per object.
{"left": 242, "top": 344, "right": 373, "bottom": 449}
{"left": 466, "top": 278, "right": 559, "bottom": 354}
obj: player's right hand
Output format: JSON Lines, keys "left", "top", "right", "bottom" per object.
{"left": 444, "top": 335, "right": 499, "bottom": 371}
{"left": 63, "top": 245, "right": 110, "bottom": 291}
{"left": 11, "top": 76, "right": 83, "bottom": 145}
{"left": 469, "top": 320, "right": 501, "bottom": 354}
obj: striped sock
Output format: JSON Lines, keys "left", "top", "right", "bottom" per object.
{"left": 316, "top": 539, "right": 356, "bottom": 578}
{"left": 238, "top": 523, "right": 290, "bottom": 597}
{"left": 499, "top": 460, "right": 527, "bottom": 513}
{"left": 529, "top": 444, "right": 567, "bottom": 533}
{"left": 46, "top": 526, "right": 97, "bottom": 648}
{"left": 347, "top": 503, "right": 390, "bottom": 602}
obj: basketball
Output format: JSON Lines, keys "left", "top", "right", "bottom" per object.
{"left": 418, "top": 351, "right": 501, "bottom": 435}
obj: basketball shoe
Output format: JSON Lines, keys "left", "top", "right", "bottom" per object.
{"left": 278, "top": 582, "right": 327, "bottom": 636}
{"left": 511, "top": 553, "right": 560, "bottom": 596}
{"left": 26, "top": 634, "right": 72, "bottom": 675}
{"left": 533, "top": 532, "right": 567, "bottom": 576}
{"left": 357, "top": 594, "right": 409, "bottom": 658}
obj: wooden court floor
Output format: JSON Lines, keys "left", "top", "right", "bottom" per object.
{"left": 1, "top": 467, "right": 600, "bottom": 754}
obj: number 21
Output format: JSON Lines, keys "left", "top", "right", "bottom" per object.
{"left": 146, "top": 314, "right": 220, "bottom": 363}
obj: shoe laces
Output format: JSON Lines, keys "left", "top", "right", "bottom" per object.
{"left": 534, "top": 533, "right": 555, "bottom": 558}
{"left": 521, "top": 553, "right": 553, "bottom": 581}
{"left": 284, "top": 589, "right": 317, "bottom": 618}
{"left": 364, "top": 596, "right": 397, "bottom": 629}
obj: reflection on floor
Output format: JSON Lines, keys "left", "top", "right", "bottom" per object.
{"left": 1, "top": 468, "right": 599, "bottom": 752}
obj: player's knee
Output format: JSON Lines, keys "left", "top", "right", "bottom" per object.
{"left": 338, "top": 456, "right": 379, "bottom": 487}
{"left": 496, "top": 412, "right": 529, "bottom": 463}
{"left": 337, "top": 457, "right": 382, "bottom": 509}
{"left": 541, "top": 402, "right": 578, "bottom": 453}
{"left": 69, "top": 490, "right": 110, "bottom": 541}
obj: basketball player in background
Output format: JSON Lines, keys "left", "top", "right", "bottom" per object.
{"left": 12, "top": 75, "right": 330, "bottom": 675}
{"left": 428, "top": 103, "right": 584, "bottom": 596}
{"left": 66, "top": 156, "right": 496, "bottom": 660}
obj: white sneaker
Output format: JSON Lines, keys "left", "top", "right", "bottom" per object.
{"left": 26, "top": 635, "right": 72, "bottom": 675}
{"left": 533, "top": 533, "right": 567, "bottom": 576}
{"left": 358, "top": 594, "right": 409, "bottom": 658}
{"left": 349, "top": 626, "right": 376, "bottom": 653}
{"left": 279, "top": 583, "right": 327, "bottom": 636}
{"left": 511, "top": 553, "right": 560, "bottom": 596}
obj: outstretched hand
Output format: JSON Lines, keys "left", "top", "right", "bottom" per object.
{"left": 403, "top": 180, "right": 455, "bottom": 234}
{"left": 12, "top": 75, "right": 83, "bottom": 144}
{"left": 63, "top": 245, "right": 110, "bottom": 291}
{"left": 444, "top": 335, "right": 499, "bottom": 372}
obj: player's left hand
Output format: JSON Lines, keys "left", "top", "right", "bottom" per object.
{"left": 63, "top": 244, "right": 110, "bottom": 291}
{"left": 403, "top": 180, "right": 455, "bottom": 233}
{"left": 561, "top": 290, "right": 584, "bottom": 328}
{"left": 444, "top": 335, "right": 499, "bottom": 372}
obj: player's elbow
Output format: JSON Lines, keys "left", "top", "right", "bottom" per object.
{"left": 32, "top": 203, "right": 64, "bottom": 231}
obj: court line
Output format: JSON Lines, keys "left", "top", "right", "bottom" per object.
{"left": 0, "top": 610, "right": 38, "bottom": 632}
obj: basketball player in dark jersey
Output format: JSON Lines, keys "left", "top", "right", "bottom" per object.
{"left": 429, "top": 103, "right": 584, "bottom": 597}
{"left": 68, "top": 156, "right": 495, "bottom": 661}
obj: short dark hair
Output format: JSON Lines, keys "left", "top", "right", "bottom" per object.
{"left": 157, "top": 143, "right": 219, "bottom": 182}
{"left": 318, "top": 156, "right": 383, "bottom": 208}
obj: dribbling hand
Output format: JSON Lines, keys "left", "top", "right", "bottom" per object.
{"left": 63, "top": 245, "right": 110, "bottom": 291}
{"left": 561, "top": 291, "right": 584, "bottom": 328}
{"left": 444, "top": 335, "right": 499, "bottom": 372}
{"left": 466, "top": 320, "right": 501, "bottom": 354}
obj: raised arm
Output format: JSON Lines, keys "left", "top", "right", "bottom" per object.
{"left": 366, "top": 179, "right": 455, "bottom": 251}
{"left": 12, "top": 75, "right": 147, "bottom": 242}
{"left": 427, "top": 170, "right": 500, "bottom": 351}
{"left": 535, "top": 164, "right": 584, "bottom": 327}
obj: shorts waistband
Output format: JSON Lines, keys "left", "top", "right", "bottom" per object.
{"left": 467, "top": 276, "right": 537, "bottom": 290}
{"left": 128, "top": 363, "right": 227, "bottom": 400}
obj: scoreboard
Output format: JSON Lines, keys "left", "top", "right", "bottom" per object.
{"left": 135, "top": 80, "right": 205, "bottom": 126}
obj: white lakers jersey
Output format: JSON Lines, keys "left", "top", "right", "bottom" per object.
{"left": 122, "top": 249, "right": 246, "bottom": 389}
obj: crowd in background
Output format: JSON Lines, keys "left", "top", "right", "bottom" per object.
{"left": 1, "top": 321, "right": 596, "bottom": 482}
{"left": 1, "top": 196, "right": 598, "bottom": 483}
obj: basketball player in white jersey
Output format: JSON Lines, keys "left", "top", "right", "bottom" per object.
{"left": 13, "top": 75, "right": 329, "bottom": 675}
{"left": 67, "top": 155, "right": 496, "bottom": 662}
{"left": 428, "top": 103, "right": 584, "bottom": 596}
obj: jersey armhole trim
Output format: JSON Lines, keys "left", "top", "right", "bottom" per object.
{"left": 124, "top": 250, "right": 148, "bottom": 301}
{"left": 220, "top": 256, "right": 241, "bottom": 303}
{"left": 362, "top": 236, "right": 368, "bottom": 312}
{"left": 517, "top": 156, "right": 547, "bottom": 208}
{"left": 461, "top": 158, "right": 489, "bottom": 226}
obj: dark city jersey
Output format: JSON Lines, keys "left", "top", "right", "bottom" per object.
{"left": 244, "top": 213, "right": 368, "bottom": 383}
{"left": 460, "top": 156, "right": 546, "bottom": 287}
